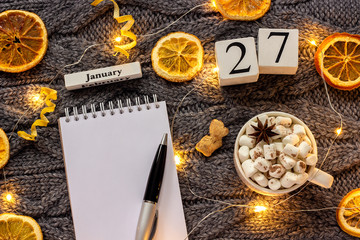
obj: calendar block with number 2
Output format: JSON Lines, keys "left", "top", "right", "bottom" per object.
{"left": 258, "top": 28, "right": 299, "bottom": 75}
{"left": 215, "top": 37, "right": 259, "bottom": 86}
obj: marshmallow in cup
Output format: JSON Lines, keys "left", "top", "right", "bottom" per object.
{"left": 234, "top": 112, "right": 334, "bottom": 196}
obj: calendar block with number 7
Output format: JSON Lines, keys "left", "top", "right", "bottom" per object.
{"left": 215, "top": 37, "right": 259, "bottom": 86}
{"left": 258, "top": 28, "right": 299, "bottom": 75}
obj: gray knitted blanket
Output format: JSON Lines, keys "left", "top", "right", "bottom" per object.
{"left": 1, "top": 0, "right": 360, "bottom": 239}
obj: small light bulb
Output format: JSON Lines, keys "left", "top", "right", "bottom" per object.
{"left": 336, "top": 128, "right": 342, "bottom": 136}
{"left": 115, "top": 36, "right": 122, "bottom": 43}
{"left": 32, "top": 94, "right": 41, "bottom": 102}
{"left": 174, "top": 155, "right": 181, "bottom": 165}
{"left": 310, "top": 40, "right": 317, "bottom": 46}
{"left": 212, "top": 0, "right": 217, "bottom": 8}
{"left": 213, "top": 67, "right": 219, "bottom": 73}
{"left": 254, "top": 206, "right": 267, "bottom": 212}
{"left": 5, "top": 193, "right": 12, "bottom": 202}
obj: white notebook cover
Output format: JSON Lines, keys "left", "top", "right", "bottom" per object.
{"left": 58, "top": 101, "right": 187, "bottom": 240}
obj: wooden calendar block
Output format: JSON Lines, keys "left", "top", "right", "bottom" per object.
{"left": 215, "top": 37, "right": 259, "bottom": 86}
{"left": 258, "top": 28, "right": 299, "bottom": 75}
{"left": 64, "top": 62, "right": 142, "bottom": 90}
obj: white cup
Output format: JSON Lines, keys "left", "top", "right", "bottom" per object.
{"left": 234, "top": 111, "right": 334, "bottom": 196}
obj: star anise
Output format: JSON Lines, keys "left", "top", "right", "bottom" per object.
{"left": 248, "top": 117, "right": 278, "bottom": 145}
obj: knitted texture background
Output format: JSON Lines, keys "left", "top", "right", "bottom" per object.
{"left": 0, "top": 0, "right": 360, "bottom": 239}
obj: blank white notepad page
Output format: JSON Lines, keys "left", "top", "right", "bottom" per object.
{"left": 59, "top": 101, "right": 187, "bottom": 240}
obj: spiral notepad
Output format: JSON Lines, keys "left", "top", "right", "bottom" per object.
{"left": 58, "top": 95, "right": 187, "bottom": 240}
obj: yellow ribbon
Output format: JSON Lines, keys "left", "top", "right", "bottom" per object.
{"left": 91, "top": 0, "right": 137, "bottom": 58}
{"left": 17, "top": 87, "right": 57, "bottom": 141}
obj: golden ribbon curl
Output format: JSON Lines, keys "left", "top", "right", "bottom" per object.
{"left": 91, "top": 0, "right": 137, "bottom": 58}
{"left": 17, "top": 87, "right": 57, "bottom": 141}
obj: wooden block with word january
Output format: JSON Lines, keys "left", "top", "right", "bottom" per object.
{"left": 215, "top": 37, "right": 259, "bottom": 86}
{"left": 258, "top": 28, "right": 299, "bottom": 75}
{"left": 64, "top": 62, "right": 142, "bottom": 90}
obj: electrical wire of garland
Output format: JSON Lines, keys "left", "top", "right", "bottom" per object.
{"left": 0, "top": 2, "right": 353, "bottom": 239}
{"left": 1, "top": 43, "right": 106, "bottom": 211}
{"left": 7, "top": 1, "right": 210, "bottom": 141}
{"left": 170, "top": 48, "right": 346, "bottom": 240}
{"left": 172, "top": 53, "right": 346, "bottom": 239}
{"left": 1, "top": 1, "right": 210, "bottom": 211}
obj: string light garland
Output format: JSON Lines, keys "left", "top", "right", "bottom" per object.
{"left": 213, "top": 67, "right": 219, "bottom": 73}
{"left": 182, "top": 203, "right": 359, "bottom": 240}
{"left": 138, "top": 3, "right": 208, "bottom": 38}
{"left": 299, "top": 37, "right": 319, "bottom": 47}
{"left": 310, "top": 40, "right": 317, "bottom": 46}
{"left": 168, "top": 21, "right": 345, "bottom": 238}
{"left": 3, "top": 192, "right": 14, "bottom": 204}
{"left": 2, "top": 43, "right": 108, "bottom": 209}
{"left": 1, "top": 0, "right": 208, "bottom": 214}
{"left": 254, "top": 205, "right": 267, "bottom": 212}
{"left": 175, "top": 155, "right": 182, "bottom": 166}
{"left": 31, "top": 94, "right": 41, "bottom": 103}
{"left": 91, "top": 0, "right": 136, "bottom": 57}
{"left": 114, "top": 36, "right": 122, "bottom": 43}
{"left": 212, "top": 0, "right": 217, "bottom": 9}
{"left": 5, "top": 193, "right": 12, "bottom": 202}
{"left": 336, "top": 128, "right": 342, "bottom": 136}
{"left": 0, "top": 1, "right": 352, "bottom": 239}
{"left": 17, "top": 87, "right": 57, "bottom": 141}
{"left": 6, "top": 0, "right": 200, "bottom": 150}
{"left": 1, "top": 190, "right": 18, "bottom": 212}
{"left": 12, "top": 43, "right": 105, "bottom": 142}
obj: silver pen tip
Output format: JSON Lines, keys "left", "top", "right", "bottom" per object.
{"left": 161, "top": 133, "right": 168, "bottom": 145}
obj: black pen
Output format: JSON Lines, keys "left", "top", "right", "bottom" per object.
{"left": 135, "top": 133, "right": 168, "bottom": 240}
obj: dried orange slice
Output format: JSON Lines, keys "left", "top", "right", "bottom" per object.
{"left": 0, "top": 128, "right": 9, "bottom": 169}
{"left": 0, "top": 213, "right": 43, "bottom": 239}
{"left": 0, "top": 10, "right": 48, "bottom": 73}
{"left": 214, "top": 0, "right": 271, "bottom": 21}
{"left": 151, "top": 32, "right": 203, "bottom": 82}
{"left": 314, "top": 33, "right": 360, "bottom": 90}
{"left": 336, "top": 188, "right": 360, "bottom": 237}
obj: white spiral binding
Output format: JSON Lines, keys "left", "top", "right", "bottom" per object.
{"left": 126, "top": 98, "right": 133, "bottom": 113}
{"left": 109, "top": 101, "right": 115, "bottom": 115}
{"left": 144, "top": 95, "right": 151, "bottom": 110}
{"left": 153, "top": 94, "right": 159, "bottom": 108}
{"left": 73, "top": 106, "right": 79, "bottom": 121}
{"left": 82, "top": 105, "right": 88, "bottom": 119}
{"left": 64, "top": 95, "right": 159, "bottom": 122}
{"left": 91, "top": 104, "right": 97, "bottom": 118}
{"left": 65, "top": 107, "right": 70, "bottom": 122}
{"left": 117, "top": 99, "right": 124, "bottom": 114}
{"left": 135, "top": 97, "right": 142, "bottom": 111}
{"left": 100, "top": 102, "right": 106, "bottom": 117}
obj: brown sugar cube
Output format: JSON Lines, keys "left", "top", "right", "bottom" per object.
{"left": 196, "top": 119, "right": 229, "bottom": 157}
